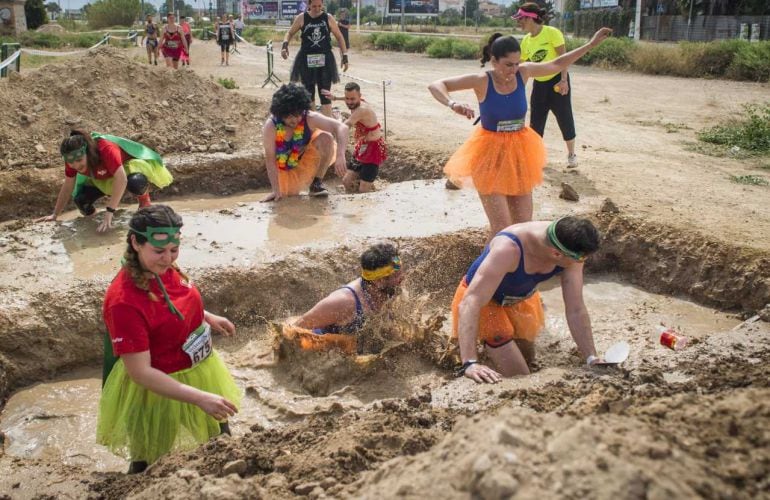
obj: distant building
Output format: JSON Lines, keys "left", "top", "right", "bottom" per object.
{"left": 478, "top": 0, "right": 503, "bottom": 16}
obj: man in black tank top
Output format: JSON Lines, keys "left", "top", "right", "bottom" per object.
{"left": 281, "top": 0, "right": 349, "bottom": 117}
{"left": 216, "top": 17, "right": 234, "bottom": 66}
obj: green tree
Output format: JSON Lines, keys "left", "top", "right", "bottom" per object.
{"left": 462, "top": 0, "right": 478, "bottom": 20}
{"left": 142, "top": 3, "right": 157, "bottom": 16}
{"left": 439, "top": 7, "right": 461, "bottom": 25}
{"left": 87, "top": 0, "right": 140, "bottom": 28}
{"left": 25, "top": 0, "right": 49, "bottom": 29}
{"left": 45, "top": 1, "right": 61, "bottom": 14}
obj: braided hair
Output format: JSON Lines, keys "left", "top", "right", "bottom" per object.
{"left": 123, "top": 205, "right": 188, "bottom": 301}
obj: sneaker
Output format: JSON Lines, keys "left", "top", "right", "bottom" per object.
{"left": 309, "top": 180, "right": 329, "bottom": 197}
{"left": 567, "top": 154, "right": 578, "bottom": 168}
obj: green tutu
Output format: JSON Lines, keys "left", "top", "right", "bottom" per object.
{"left": 74, "top": 158, "right": 174, "bottom": 198}
{"left": 96, "top": 351, "right": 241, "bottom": 464}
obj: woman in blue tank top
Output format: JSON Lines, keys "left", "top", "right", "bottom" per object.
{"left": 451, "top": 216, "right": 606, "bottom": 383}
{"left": 428, "top": 28, "right": 613, "bottom": 241}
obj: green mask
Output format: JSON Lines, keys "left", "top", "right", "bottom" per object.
{"left": 62, "top": 144, "right": 87, "bottom": 164}
{"left": 130, "top": 226, "right": 182, "bottom": 248}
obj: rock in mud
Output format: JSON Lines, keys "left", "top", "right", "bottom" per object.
{"left": 294, "top": 481, "right": 320, "bottom": 495}
{"left": 759, "top": 304, "right": 770, "bottom": 322}
{"left": 559, "top": 182, "right": 580, "bottom": 202}
{"left": 600, "top": 197, "right": 620, "bottom": 213}
{"left": 474, "top": 470, "right": 519, "bottom": 500}
{"left": 222, "top": 459, "right": 247, "bottom": 476}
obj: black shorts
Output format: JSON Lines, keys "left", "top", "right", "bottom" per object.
{"left": 219, "top": 39, "right": 232, "bottom": 51}
{"left": 529, "top": 73, "right": 576, "bottom": 141}
{"left": 349, "top": 160, "right": 379, "bottom": 183}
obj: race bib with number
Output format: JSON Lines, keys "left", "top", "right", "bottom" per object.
{"left": 496, "top": 119, "right": 524, "bottom": 132}
{"left": 182, "top": 323, "right": 213, "bottom": 366}
{"left": 500, "top": 289, "right": 535, "bottom": 307}
{"left": 358, "top": 143, "right": 368, "bottom": 153}
{"left": 307, "top": 53, "right": 326, "bottom": 68}
{"left": 166, "top": 40, "right": 179, "bottom": 49}
{"left": 220, "top": 33, "right": 229, "bottom": 40}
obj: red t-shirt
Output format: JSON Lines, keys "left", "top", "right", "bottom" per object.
{"left": 103, "top": 267, "right": 205, "bottom": 374}
{"left": 64, "top": 139, "right": 131, "bottom": 179}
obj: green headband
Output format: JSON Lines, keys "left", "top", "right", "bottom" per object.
{"left": 130, "top": 226, "right": 181, "bottom": 248}
{"left": 62, "top": 144, "right": 87, "bottom": 163}
{"left": 546, "top": 219, "right": 586, "bottom": 262}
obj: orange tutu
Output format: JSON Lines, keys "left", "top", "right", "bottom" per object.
{"left": 278, "top": 130, "right": 337, "bottom": 196}
{"left": 444, "top": 126, "right": 546, "bottom": 196}
{"left": 281, "top": 323, "right": 357, "bottom": 355}
{"left": 451, "top": 277, "right": 545, "bottom": 346}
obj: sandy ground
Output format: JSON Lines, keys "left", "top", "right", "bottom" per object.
{"left": 0, "top": 38, "right": 769, "bottom": 499}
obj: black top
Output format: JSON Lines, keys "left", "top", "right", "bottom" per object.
{"left": 300, "top": 11, "right": 332, "bottom": 54}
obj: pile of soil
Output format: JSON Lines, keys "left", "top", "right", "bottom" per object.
{"left": 0, "top": 47, "right": 267, "bottom": 172}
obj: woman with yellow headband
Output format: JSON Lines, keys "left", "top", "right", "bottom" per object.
{"left": 97, "top": 205, "right": 240, "bottom": 473}
{"left": 452, "top": 216, "right": 604, "bottom": 383}
{"left": 283, "top": 242, "right": 403, "bottom": 354}
{"left": 35, "top": 129, "right": 173, "bottom": 233}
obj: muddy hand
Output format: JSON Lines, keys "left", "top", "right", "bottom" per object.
{"left": 465, "top": 363, "right": 502, "bottom": 384}
{"left": 35, "top": 214, "right": 57, "bottom": 223}
{"left": 197, "top": 392, "right": 238, "bottom": 421}
{"left": 208, "top": 314, "right": 236, "bottom": 336}
{"left": 590, "top": 27, "right": 613, "bottom": 47}
{"left": 334, "top": 156, "right": 347, "bottom": 177}
{"left": 261, "top": 191, "right": 282, "bottom": 202}
{"left": 97, "top": 212, "right": 114, "bottom": 233}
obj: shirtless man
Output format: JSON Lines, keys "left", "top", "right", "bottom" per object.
{"left": 322, "top": 83, "right": 387, "bottom": 193}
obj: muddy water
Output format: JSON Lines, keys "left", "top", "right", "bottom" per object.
{"left": 0, "top": 180, "right": 490, "bottom": 291}
{"left": 0, "top": 275, "right": 741, "bottom": 472}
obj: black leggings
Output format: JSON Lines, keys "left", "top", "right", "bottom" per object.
{"left": 529, "top": 73, "right": 576, "bottom": 142}
{"left": 74, "top": 173, "right": 148, "bottom": 216}
{"left": 128, "top": 422, "right": 231, "bottom": 474}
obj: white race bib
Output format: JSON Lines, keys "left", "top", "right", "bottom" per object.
{"left": 182, "top": 323, "right": 213, "bottom": 366}
{"left": 496, "top": 119, "right": 524, "bottom": 132}
{"left": 307, "top": 53, "right": 326, "bottom": 68}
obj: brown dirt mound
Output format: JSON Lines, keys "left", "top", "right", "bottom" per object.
{"left": 0, "top": 47, "right": 267, "bottom": 172}
{"left": 89, "top": 396, "right": 454, "bottom": 499}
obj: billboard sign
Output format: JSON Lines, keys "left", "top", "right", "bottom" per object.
{"left": 242, "top": 0, "right": 279, "bottom": 19}
{"left": 580, "top": 0, "right": 619, "bottom": 7}
{"left": 281, "top": 0, "right": 306, "bottom": 18}
{"left": 387, "top": 0, "right": 439, "bottom": 15}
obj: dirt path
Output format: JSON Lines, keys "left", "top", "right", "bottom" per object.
{"left": 173, "top": 38, "right": 770, "bottom": 253}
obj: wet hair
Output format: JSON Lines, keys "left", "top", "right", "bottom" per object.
{"left": 480, "top": 33, "right": 521, "bottom": 67}
{"left": 519, "top": 2, "right": 547, "bottom": 24}
{"left": 123, "top": 205, "right": 188, "bottom": 300}
{"left": 555, "top": 216, "right": 601, "bottom": 256}
{"left": 60, "top": 129, "right": 100, "bottom": 177}
{"left": 361, "top": 242, "right": 399, "bottom": 272}
{"left": 270, "top": 83, "right": 312, "bottom": 119}
{"left": 344, "top": 82, "right": 361, "bottom": 93}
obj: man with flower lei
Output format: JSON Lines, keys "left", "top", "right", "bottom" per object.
{"left": 321, "top": 82, "right": 388, "bottom": 193}
{"left": 262, "top": 83, "right": 349, "bottom": 201}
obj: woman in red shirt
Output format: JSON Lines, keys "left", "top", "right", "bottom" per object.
{"left": 97, "top": 205, "right": 241, "bottom": 473}
{"left": 36, "top": 129, "right": 174, "bottom": 233}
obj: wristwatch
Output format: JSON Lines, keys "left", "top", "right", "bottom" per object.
{"left": 455, "top": 359, "right": 478, "bottom": 377}
{"left": 105, "top": 206, "right": 117, "bottom": 214}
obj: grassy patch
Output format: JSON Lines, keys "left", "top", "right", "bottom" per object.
{"left": 698, "top": 103, "right": 770, "bottom": 154}
{"left": 217, "top": 77, "right": 238, "bottom": 89}
{"left": 729, "top": 174, "right": 769, "bottom": 186}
